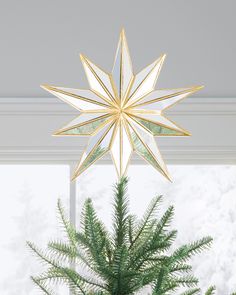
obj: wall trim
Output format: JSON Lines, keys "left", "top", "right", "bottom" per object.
{"left": 0, "top": 146, "right": 235, "bottom": 164}
{"left": 0, "top": 97, "right": 236, "bottom": 164}
{"left": 1, "top": 97, "right": 236, "bottom": 115}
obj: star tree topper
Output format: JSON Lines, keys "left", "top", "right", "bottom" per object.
{"left": 42, "top": 29, "right": 203, "bottom": 181}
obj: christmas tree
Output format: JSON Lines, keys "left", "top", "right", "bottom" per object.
{"left": 28, "top": 177, "right": 234, "bottom": 295}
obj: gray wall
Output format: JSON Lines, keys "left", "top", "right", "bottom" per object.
{"left": 1, "top": 0, "right": 236, "bottom": 98}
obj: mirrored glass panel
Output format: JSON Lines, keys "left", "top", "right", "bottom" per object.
{"left": 58, "top": 113, "right": 111, "bottom": 135}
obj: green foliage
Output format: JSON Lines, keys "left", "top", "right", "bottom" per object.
{"left": 204, "top": 286, "right": 216, "bottom": 295}
{"left": 27, "top": 177, "right": 233, "bottom": 295}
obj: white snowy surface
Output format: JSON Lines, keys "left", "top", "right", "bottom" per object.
{"left": 0, "top": 165, "right": 70, "bottom": 295}
{"left": 77, "top": 165, "right": 236, "bottom": 294}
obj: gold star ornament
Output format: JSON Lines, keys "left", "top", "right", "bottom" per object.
{"left": 42, "top": 29, "right": 203, "bottom": 181}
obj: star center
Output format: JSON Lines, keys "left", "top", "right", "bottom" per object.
{"left": 113, "top": 102, "right": 128, "bottom": 119}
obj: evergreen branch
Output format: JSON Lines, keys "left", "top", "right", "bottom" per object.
{"left": 155, "top": 205, "right": 175, "bottom": 234}
{"left": 187, "top": 237, "right": 213, "bottom": 256}
{"left": 170, "top": 263, "right": 192, "bottom": 274}
{"left": 54, "top": 267, "right": 105, "bottom": 293}
{"left": 36, "top": 266, "right": 102, "bottom": 294}
{"left": 129, "top": 195, "right": 162, "bottom": 249}
{"left": 113, "top": 176, "right": 129, "bottom": 248}
{"left": 159, "top": 230, "right": 177, "bottom": 252}
{"left": 57, "top": 268, "right": 87, "bottom": 295}
{"left": 48, "top": 241, "right": 77, "bottom": 262}
{"left": 27, "top": 242, "right": 59, "bottom": 268}
{"left": 173, "top": 275, "right": 198, "bottom": 288}
{"left": 204, "top": 286, "right": 216, "bottom": 295}
{"left": 172, "top": 237, "right": 213, "bottom": 264}
{"left": 129, "top": 210, "right": 176, "bottom": 271}
{"left": 128, "top": 215, "right": 136, "bottom": 245}
{"left": 81, "top": 199, "right": 112, "bottom": 280}
{"left": 152, "top": 267, "right": 166, "bottom": 294}
{"left": 34, "top": 266, "right": 104, "bottom": 293}
{"left": 31, "top": 276, "right": 56, "bottom": 295}
{"left": 57, "top": 199, "right": 77, "bottom": 248}
{"left": 133, "top": 206, "right": 176, "bottom": 268}
{"left": 161, "top": 281, "right": 179, "bottom": 294}
{"left": 180, "top": 288, "right": 200, "bottom": 295}
{"left": 34, "top": 270, "right": 65, "bottom": 285}
{"left": 75, "top": 232, "right": 100, "bottom": 268}
{"left": 48, "top": 240, "right": 92, "bottom": 272}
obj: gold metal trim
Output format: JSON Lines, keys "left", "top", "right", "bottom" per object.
{"left": 112, "top": 29, "right": 134, "bottom": 107}
{"left": 131, "top": 86, "right": 204, "bottom": 109}
{"left": 125, "top": 54, "right": 166, "bottom": 106}
{"left": 127, "top": 112, "right": 191, "bottom": 137}
{"left": 54, "top": 113, "right": 114, "bottom": 136}
{"left": 72, "top": 120, "right": 116, "bottom": 180}
{"left": 127, "top": 120, "right": 171, "bottom": 181}
{"left": 80, "top": 54, "right": 117, "bottom": 106}
{"left": 41, "top": 84, "right": 111, "bottom": 109}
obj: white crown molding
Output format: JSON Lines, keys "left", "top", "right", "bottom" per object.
{"left": 0, "top": 146, "right": 235, "bottom": 164}
{"left": 1, "top": 97, "right": 236, "bottom": 115}
{"left": 0, "top": 97, "right": 236, "bottom": 164}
